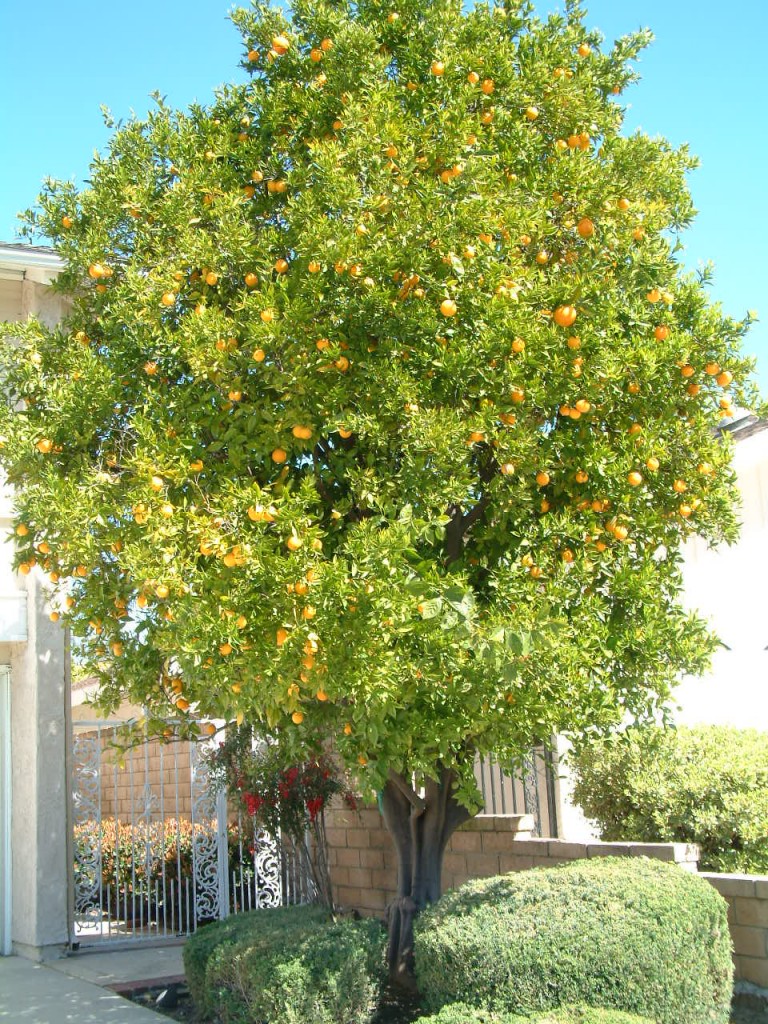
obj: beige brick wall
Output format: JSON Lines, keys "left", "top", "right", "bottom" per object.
{"left": 702, "top": 873, "right": 768, "bottom": 989}
{"left": 325, "top": 806, "right": 398, "bottom": 914}
{"left": 326, "top": 806, "right": 538, "bottom": 914}
{"left": 325, "top": 806, "right": 700, "bottom": 917}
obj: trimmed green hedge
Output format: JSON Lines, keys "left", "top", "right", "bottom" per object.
{"left": 183, "top": 904, "right": 329, "bottom": 1010}
{"left": 569, "top": 724, "right": 768, "bottom": 872}
{"left": 414, "top": 858, "right": 732, "bottom": 1024}
{"left": 415, "top": 1006, "right": 655, "bottom": 1024}
{"left": 182, "top": 904, "right": 386, "bottom": 1024}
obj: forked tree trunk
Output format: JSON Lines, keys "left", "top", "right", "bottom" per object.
{"left": 380, "top": 767, "right": 472, "bottom": 986}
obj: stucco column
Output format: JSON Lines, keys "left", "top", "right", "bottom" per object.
{"left": 0, "top": 247, "right": 70, "bottom": 958}
{"left": 7, "top": 573, "right": 68, "bottom": 959}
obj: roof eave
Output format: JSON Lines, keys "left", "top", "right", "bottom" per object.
{"left": 0, "top": 243, "right": 65, "bottom": 273}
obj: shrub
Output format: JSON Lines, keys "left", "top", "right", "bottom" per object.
{"left": 183, "top": 904, "right": 330, "bottom": 1010}
{"left": 183, "top": 903, "right": 386, "bottom": 1024}
{"left": 205, "top": 732, "right": 356, "bottom": 910}
{"left": 414, "top": 858, "right": 732, "bottom": 1024}
{"left": 414, "top": 1006, "right": 655, "bottom": 1024}
{"left": 569, "top": 724, "right": 768, "bottom": 872}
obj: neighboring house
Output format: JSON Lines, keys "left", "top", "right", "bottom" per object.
{"left": 675, "top": 413, "right": 768, "bottom": 731}
{"left": 0, "top": 242, "right": 69, "bottom": 959}
{"left": 558, "top": 411, "right": 768, "bottom": 841}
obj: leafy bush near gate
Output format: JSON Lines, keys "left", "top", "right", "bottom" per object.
{"left": 183, "top": 904, "right": 328, "bottom": 1008}
{"left": 569, "top": 724, "right": 768, "bottom": 873}
{"left": 414, "top": 858, "right": 732, "bottom": 1024}
{"left": 183, "top": 904, "right": 326, "bottom": 1008}
{"left": 415, "top": 1006, "right": 655, "bottom": 1024}
{"left": 183, "top": 903, "right": 386, "bottom": 1023}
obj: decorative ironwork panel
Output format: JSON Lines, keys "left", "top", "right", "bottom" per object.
{"left": 190, "top": 739, "right": 223, "bottom": 922}
{"left": 253, "top": 827, "right": 282, "bottom": 908}
{"left": 71, "top": 719, "right": 297, "bottom": 948}
{"left": 522, "top": 751, "right": 542, "bottom": 836}
{"left": 71, "top": 732, "right": 103, "bottom": 935}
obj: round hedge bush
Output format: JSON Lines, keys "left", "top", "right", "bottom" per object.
{"left": 413, "top": 858, "right": 732, "bottom": 1024}
{"left": 414, "top": 1006, "right": 655, "bottom": 1024}
{"left": 183, "top": 904, "right": 386, "bottom": 1024}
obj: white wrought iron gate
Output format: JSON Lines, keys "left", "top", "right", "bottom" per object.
{"left": 69, "top": 719, "right": 283, "bottom": 948}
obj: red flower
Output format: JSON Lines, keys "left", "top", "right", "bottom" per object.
{"left": 306, "top": 796, "right": 324, "bottom": 821}
{"left": 244, "top": 792, "right": 263, "bottom": 815}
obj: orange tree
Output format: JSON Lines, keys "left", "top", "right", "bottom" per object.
{"left": 0, "top": 0, "right": 760, "bottom": 979}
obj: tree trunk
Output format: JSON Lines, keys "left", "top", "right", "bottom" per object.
{"left": 380, "top": 767, "right": 472, "bottom": 986}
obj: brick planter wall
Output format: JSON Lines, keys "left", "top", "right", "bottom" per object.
{"left": 325, "top": 807, "right": 700, "bottom": 913}
{"left": 702, "top": 873, "right": 768, "bottom": 990}
{"left": 325, "top": 806, "right": 535, "bottom": 915}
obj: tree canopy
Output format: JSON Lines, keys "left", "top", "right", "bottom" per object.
{"left": 0, "top": 0, "right": 759, "bottom": 810}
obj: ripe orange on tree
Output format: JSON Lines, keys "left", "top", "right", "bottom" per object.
{"left": 553, "top": 305, "right": 578, "bottom": 328}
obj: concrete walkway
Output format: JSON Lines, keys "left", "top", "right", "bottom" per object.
{"left": 0, "top": 944, "right": 185, "bottom": 1023}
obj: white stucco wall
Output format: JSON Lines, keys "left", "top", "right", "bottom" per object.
{"left": 674, "top": 424, "right": 768, "bottom": 730}
{"left": 560, "top": 421, "right": 768, "bottom": 841}
{"left": 0, "top": 245, "right": 70, "bottom": 958}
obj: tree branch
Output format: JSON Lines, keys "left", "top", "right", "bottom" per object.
{"left": 444, "top": 445, "right": 498, "bottom": 562}
{"left": 461, "top": 492, "right": 490, "bottom": 532}
{"left": 387, "top": 770, "right": 426, "bottom": 816}
{"left": 312, "top": 441, "right": 335, "bottom": 509}
{"left": 444, "top": 503, "right": 464, "bottom": 562}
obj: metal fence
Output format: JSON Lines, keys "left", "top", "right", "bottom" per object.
{"left": 475, "top": 745, "right": 560, "bottom": 837}
{"left": 69, "top": 719, "right": 289, "bottom": 948}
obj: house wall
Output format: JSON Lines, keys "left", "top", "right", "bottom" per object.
{"left": 556, "top": 421, "right": 768, "bottom": 845}
{"left": 0, "top": 247, "right": 70, "bottom": 959}
{"left": 0, "top": 280, "right": 21, "bottom": 324}
{"left": 675, "top": 423, "right": 768, "bottom": 731}
{"left": 2, "top": 577, "right": 68, "bottom": 959}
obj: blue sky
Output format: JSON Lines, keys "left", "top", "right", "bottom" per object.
{"left": 2, "top": 1, "right": 766, "bottom": 392}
